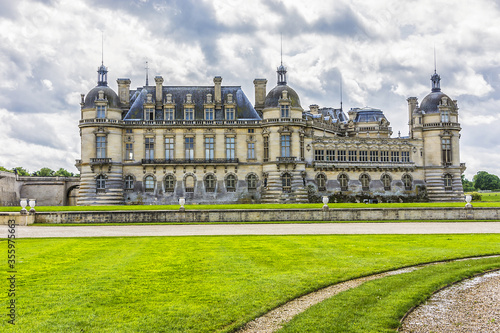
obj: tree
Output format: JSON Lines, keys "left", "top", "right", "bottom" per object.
{"left": 472, "top": 171, "right": 500, "bottom": 191}
{"left": 0, "top": 166, "right": 12, "bottom": 172}
{"left": 13, "top": 167, "right": 30, "bottom": 176}
{"left": 54, "top": 168, "right": 74, "bottom": 177}
{"left": 32, "top": 167, "right": 55, "bottom": 177}
{"left": 461, "top": 175, "right": 475, "bottom": 192}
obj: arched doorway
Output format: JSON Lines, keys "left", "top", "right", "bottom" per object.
{"left": 66, "top": 186, "right": 80, "bottom": 206}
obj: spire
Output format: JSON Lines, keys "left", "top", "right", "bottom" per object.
{"left": 145, "top": 60, "right": 149, "bottom": 86}
{"left": 340, "top": 75, "right": 343, "bottom": 111}
{"left": 431, "top": 48, "right": 441, "bottom": 92}
{"left": 277, "top": 34, "right": 287, "bottom": 85}
{"left": 97, "top": 32, "right": 108, "bottom": 86}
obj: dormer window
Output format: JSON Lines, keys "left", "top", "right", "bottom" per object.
{"left": 186, "top": 94, "right": 192, "bottom": 104}
{"left": 96, "top": 105, "right": 106, "bottom": 118}
{"left": 280, "top": 104, "right": 290, "bottom": 118}
{"left": 184, "top": 108, "right": 194, "bottom": 120}
{"left": 227, "top": 94, "right": 233, "bottom": 103}
{"left": 205, "top": 108, "right": 214, "bottom": 120}
{"left": 206, "top": 94, "right": 213, "bottom": 103}
{"left": 225, "top": 107, "right": 235, "bottom": 120}
{"left": 166, "top": 94, "right": 173, "bottom": 103}
{"left": 441, "top": 110, "right": 449, "bottom": 123}
{"left": 145, "top": 108, "right": 155, "bottom": 121}
{"left": 164, "top": 108, "right": 174, "bottom": 120}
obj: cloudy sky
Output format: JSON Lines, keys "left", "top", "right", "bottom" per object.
{"left": 1, "top": 0, "right": 499, "bottom": 179}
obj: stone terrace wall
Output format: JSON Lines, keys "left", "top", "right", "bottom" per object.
{"left": 34, "top": 207, "right": 499, "bottom": 224}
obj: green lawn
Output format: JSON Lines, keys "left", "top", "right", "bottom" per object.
{"left": 478, "top": 192, "right": 500, "bottom": 202}
{"left": 280, "top": 257, "right": 500, "bottom": 332}
{"left": 2, "top": 201, "right": 500, "bottom": 212}
{"left": 2, "top": 234, "right": 500, "bottom": 332}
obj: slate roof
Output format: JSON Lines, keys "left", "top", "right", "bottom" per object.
{"left": 123, "top": 86, "right": 260, "bottom": 120}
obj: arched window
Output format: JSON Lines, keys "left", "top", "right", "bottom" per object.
{"left": 316, "top": 173, "right": 326, "bottom": 191}
{"left": 444, "top": 174, "right": 453, "bottom": 191}
{"left": 226, "top": 174, "right": 236, "bottom": 192}
{"left": 96, "top": 175, "right": 106, "bottom": 192}
{"left": 381, "top": 174, "right": 391, "bottom": 191}
{"left": 247, "top": 174, "right": 257, "bottom": 191}
{"left": 145, "top": 176, "right": 155, "bottom": 192}
{"left": 338, "top": 174, "right": 348, "bottom": 191}
{"left": 124, "top": 175, "right": 134, "bottom": 190}
{"left": 402, "top": 174, "right": 412, "bottom": 191}
{"left": 205, "top": 174, "right": 216, "bottom": 192}
{"left": 185, "top": 175, "right": 195, "bottom": 193}
{"left": 165, "top": 175, "right": 175, "bottom": 192}
{"left": 282, "top": 172, "right": 292, "bottom": 193}
{"left": 360, "top": 174, "right": 370, "bottom": 191}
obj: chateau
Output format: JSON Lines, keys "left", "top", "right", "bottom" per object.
{"left": 75, "top": 59, "right": 465, "bottom": 205}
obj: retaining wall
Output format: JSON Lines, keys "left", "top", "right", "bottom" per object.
{"left": 33, "top": 207, "right": 500, "bottom": 224}
{"left": 0, "top": 212, "right": 35, "bottom": 225}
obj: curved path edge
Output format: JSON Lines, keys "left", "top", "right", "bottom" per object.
{"left": 235, "top": 255, "right": 500, "bottom": 333}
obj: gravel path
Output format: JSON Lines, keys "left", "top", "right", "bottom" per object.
{"left": 399, "top": 269, "right": 500, "bottom": 333}
{"left": 4, "top": 222, "right": 500, "bottom": 238}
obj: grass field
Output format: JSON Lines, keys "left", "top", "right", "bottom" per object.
{"left": 2, "top": 234, "right": 499, "bottom": 332}
{"left": 2, "top": 201, "right": 500, "bottom": 212}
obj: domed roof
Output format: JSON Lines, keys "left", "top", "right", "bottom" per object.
{"left": 264, "top": 84, "right": 301, "bottom": 109}
{"left": 419, "top": 91, "right": 453, "bottom": 114}
{"left": 83, "top": 86, "right": 120, "bottom": 109}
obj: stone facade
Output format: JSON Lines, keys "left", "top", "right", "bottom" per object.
{"left": 76, "top": 62, "right": 465, "bottom": 205}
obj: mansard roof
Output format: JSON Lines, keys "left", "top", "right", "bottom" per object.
{"left": 123, "top": 86, "right": 260, "bottom": 121}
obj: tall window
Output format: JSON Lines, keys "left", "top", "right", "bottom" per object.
{"left": 96, "top": 136, "right": 106, "bottom": 158}
{"left": 205, "top": 108, "right": 214, "bottom": 120}
{"left": 205, "top": 174, "right": 216, "bottom": 192}
{"left": 225, "top": 108, "right": 235, "bottom": 120}
{"left": 165, "top": 175, "right": 175, "bottom": 192}
{"left": 282, "top": 173, "right": 291, "bottom": 193}
{"left": 164, "top": 108, "right": 175, "bottom": 120}
{"left": 339, "top": 174, "right": 348, "bottom": 191}
{"left": 226, "top": 174, "right": 236, "bottom": 192}
{"left": 247, "top": 174, "right": 257, "bottom": 190}
{"left": 381, "top": 151, "right": 389, "bottom": 162}
{"left": 205, "top": 137, "right": 214, "bottom": 160}
{"left": 299, "top": 136, "right": 304, "bottom": 161}
{"left": 184, "top": 108, "right": 194, "bottom": 120}
{"left": 402, "top": 174, "right": 412, "bottom": 190}
{"left": 444, "top": 174, "right": 453, "bottom": 190}
{"left": 185, "top": 137, "right": 194, "bottom": 160}
{"left": 145, "top": 137, "right": 154, "bottom": 160}
{"left": 145, "top": 108, "right": 155, "bottom": 121}
{"left": 326, "top": 150, "right": 335, "bottom": 161}
{"left": 226, "top": 137, "right": 235, "bottom": 159}
{"left": 359, "top": 150, "right": 368, "bottom": 162}
{"left": 280, "top": 104, "right": 290, "bottom": 118}
{"left": 145, "top": 176, "right": 155, "bottom": 191}
{"left": 316, "top": 173, "right": 326, "bottom": 191}
{"left": 348, "top": 150, "right": 357, "bottom": 162}
{"left": 314, "top": 150, "right": 324, "bottom": 161}
{"left": 337, "top": 150, "right": 346, "bottom": 162}
{"left": 124, "top": 175, "right": 134, "bottom": 190}
{"left": 247, "top": 142, "right": 255, "bottom": 159}
{"left": 96, "top": 175, "right": 106, "bottom": 191}
{"left": 370, "top": 151, "right": 379, "bottom": 162}
{"left": 381, "top": 174, "right": 391, "bottom": 190}
{"left": 263, "top": 136, "right": 269, "bottom": 162}
{"left": 280, "top": 135, "right": 291, "bottom": 157}
{"left": 165, "top": 137, "right": 174, "bottom": 160}
{"left": 401, "top": 151, "right": 410, "bottom": 162}
{"left": 185, "top": 175, "right": 195, "bottom": 192}
{"left": 391, "top": 151, "right": 400, "bottom": 162}
{"left": 360, "top": 174, "right": 370, "bottom": 191}
{"left": 441, "top": 110, "right": 449, "bottom": 123}
{"left": 125, "top": 143, "right": 133, "bottom": 160}
{"left": 96, "top": 105, "right": 106, "bottom": 119}
{"left": 442, "top": 138, "right": 451, "bottom": 165}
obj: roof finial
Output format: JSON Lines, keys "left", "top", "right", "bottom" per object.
{"left": 101, "top": 30, "right": 104, "bottom": 66}
{"left": 434, "top": 45, "right": 437, "bottom": 74}
{"left": 145, "top": 60, "right": 149, "bottom": 86}
{"left": 277, "top": 34, "right": 287, "bottom": 85}
{"left": 280, "top": 32, "right": 283, "bottom": 66}
{"left": 97, "top": 31, "right": 108, "bottom": 87}
{"left": 431, "top": 46, "right": 441, "bottom": 92}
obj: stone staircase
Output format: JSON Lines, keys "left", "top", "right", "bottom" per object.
{"left": 261, "top": 171, "right": 308, "bottom": 203}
